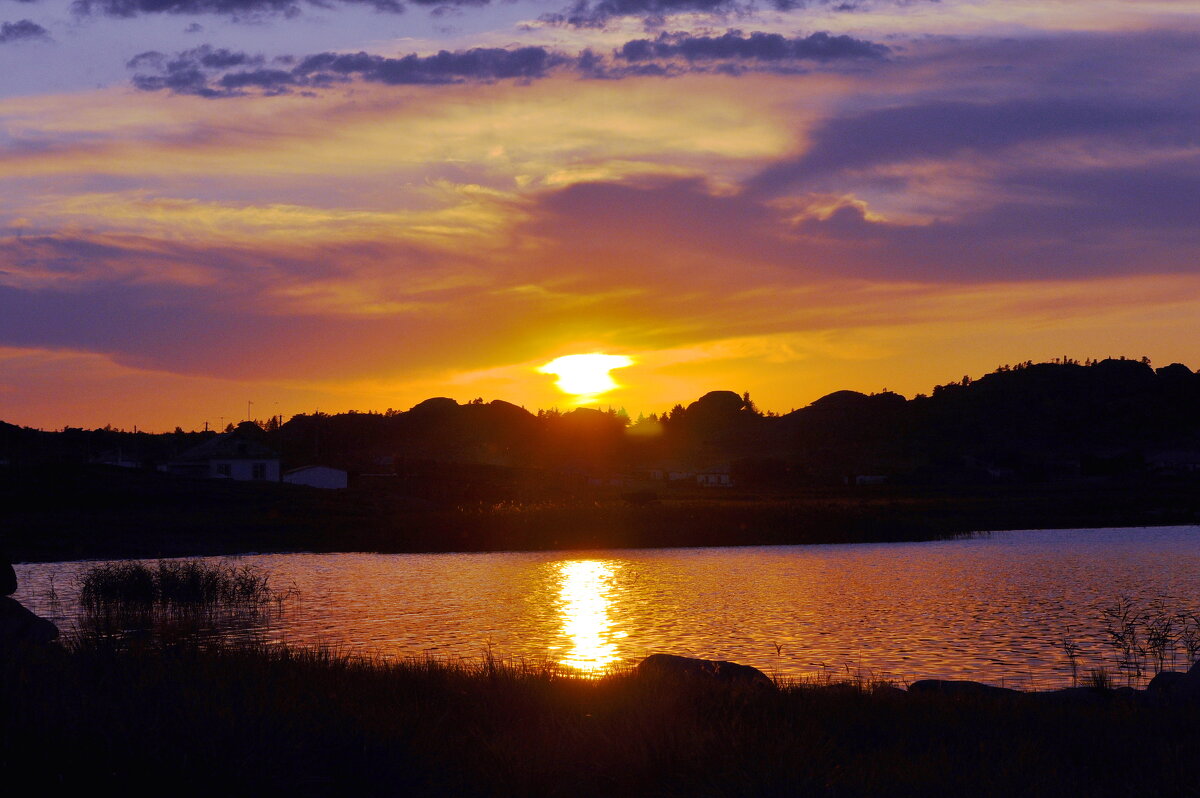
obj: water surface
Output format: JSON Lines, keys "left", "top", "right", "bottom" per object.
{"left": 16, "top": 526, "right": 1200, "bottom": 687}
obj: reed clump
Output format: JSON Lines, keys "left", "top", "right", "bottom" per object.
{"left": 78, "top": 559, "right": 283, "bottom": 614}
{"left": 1058, "top": 597, "right": 1200, "bottom": 687}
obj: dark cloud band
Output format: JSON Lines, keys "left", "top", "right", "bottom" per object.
{"left": 128, "top": 31, "right": 889, "bottom": 96}
{"left": 66, "top": 0, "right": 910, "bottom": 24}
{"left": 539, "top": 0, "right": 905, "bottom": 27}
{"left": 746, "top": 98, "right": 1200, "bottom": 196}
{"left": 0, "top": 19, "right": 50, "bottom": 43}
{"left": 542, "top": 0, "right": 742, "bottom": 28}
{"left": 617, "top": 31, "right": 888, "bottom": 62}
{"left": 72, "top": 0, "right": 402, "bottom": 18}
{"left": 128, "top": 45, "right": 574, "bottom": 95}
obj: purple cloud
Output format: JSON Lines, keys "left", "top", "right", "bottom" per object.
{"left": 539, "top": 0, "right": 883, "bottom": 27}
{"left": 64, "top": 0, "right": 918, "bottom": 24}
{"left": 746, "top": 99, "right": 1200, "bottom": 197}
{"left": 72, "top": 0, "right": 403, "bottom": 18}
{"left": 617, "top": 30, "right": 888, "bottom": 62}
{"left": 127, "top": 31, "right": 890, "bottom": 96}
{"left": 522, "top": 148, "right": 1200, "bottom": 283}
{"left": 293, "top": 46, "right": 570, "bottom": 84}
{"left": 0, "top": 19, "right": 50, "bottom": 43}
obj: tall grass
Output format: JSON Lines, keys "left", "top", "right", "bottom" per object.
{"left": 78, "top": 559, "right": 281, "bottom": 613}
{"left": 3, "top": 636, "right": 1199, "bottom": 797}
{"left": 1057, "top": 598, "right": 1200, "bottom": 687}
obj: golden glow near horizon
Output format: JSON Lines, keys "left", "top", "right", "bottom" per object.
{"left": 538, "top": 354, "right": 635, "bottom": 403}
{"left": 556, "top": 559, "right": 625, "bottom": 673}
{"left": 2, "top": 1, "right": 1199, "bottom": 432}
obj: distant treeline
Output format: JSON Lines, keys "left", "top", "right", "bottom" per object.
{"left": 3, "top": 357, "right": 1200, "bottom": 485}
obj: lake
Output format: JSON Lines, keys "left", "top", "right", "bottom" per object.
{"left": 14, "top": 525, "right": 1200, "bottom": 687}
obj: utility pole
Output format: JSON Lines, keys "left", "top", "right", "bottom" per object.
{"left": 247, "top": 400, "right": 253, "bottom": 421}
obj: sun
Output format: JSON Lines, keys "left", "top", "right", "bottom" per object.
{"left": 538, "top": 353, "right": 634, "bottom": 401}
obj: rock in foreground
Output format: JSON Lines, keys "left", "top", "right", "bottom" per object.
{"left": 636, "top": 653, "right": 775, "bottom": 688}
{"left": 1, "top": 559, "right": 58, "bottom": 646}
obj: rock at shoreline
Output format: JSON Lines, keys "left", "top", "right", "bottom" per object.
{"left": 1147, "top": 666, "right": 1200, "bottom": 700}
{"left": 1, "top": 597, "right": 59, "bottom": 646}
{"left": 907, "top": 672, "right": 1200, "bottom": 703}
{"left": 1, "top": 559, "right": 59, "bottom": 647}
{"left": 907, "top": 679, "right": 1019, "bottom": 698}
{"left": 636, "top": 654, "right": 775, "bottom": 689}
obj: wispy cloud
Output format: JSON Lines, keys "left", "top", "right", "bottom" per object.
{"left": 2, "top": 18, "right": 1198, "bottom": 427}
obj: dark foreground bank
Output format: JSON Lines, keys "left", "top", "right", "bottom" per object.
{"left": 5, "top": 464, "right": 1200, "bottom": 562}
{"left": 3, "top": 639, "right": 1199, "bottom": 797}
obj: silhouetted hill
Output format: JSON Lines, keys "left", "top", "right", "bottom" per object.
{"left": 2, "top": 357, "right": 1198, "bottom": 486}
{"left": 772, "top": 358, "right": 1200, "bottom": 482}
{"left": 6, "top": 357, "right": 1200, "bottom": 562}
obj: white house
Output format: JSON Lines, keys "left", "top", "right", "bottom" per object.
{"left": 644, "top": 463, "right": 694, "bottom": 482}
{"left": 167, "top": 431, "right": 281, "bottom": 482}
{"left": 93, "top": 449, "right": 142, "bottom": 469}
{"left": 586, "top": 473, "right": 635, "bottom": 488}
{"left": 696, "top": 464, "right": 732, "bottom": 487}
{"left": 284, "top": 465, "right": 349, "bottom": 490}
{"left": 1149, "top": 450, "right": 1200, "bottom": 476}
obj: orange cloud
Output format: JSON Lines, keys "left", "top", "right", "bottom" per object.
{"left": 2, "top": 28, "right": 1198, "bottom": 430}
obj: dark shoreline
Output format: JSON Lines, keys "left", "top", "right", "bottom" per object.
{"left": 4, "top": 464, "right": 1199, "bottom": 563}
{"left": 4, "top": 639, "right": 1198, "bottom": 797}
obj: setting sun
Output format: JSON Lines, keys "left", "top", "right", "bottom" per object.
{"left": 538, "top": 354, "right": 634, "bottom": 401}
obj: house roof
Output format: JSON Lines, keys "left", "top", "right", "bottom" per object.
{"left": 174, "top": 432, "right": 278, "bottom": 462}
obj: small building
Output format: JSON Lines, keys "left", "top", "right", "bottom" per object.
{"left": 586, "top": 473, "right": 633, "bottom": 488}
{"left": 167, "top": 431, "right": 281, "bottom": 482}
{"left": 644, "top": 463, "right": 694, "bottom": 482}
{"left": 1149, "top": 451, "right": 1200, "bottom": 477}
{"left": 696, "top": 464, "right": 732, "bottom": 487}
{"left": 93, "top": 449, "right": 142, "bottom": 469}
{"left": 283, "top": 465, "right": 349, "bottom": 490}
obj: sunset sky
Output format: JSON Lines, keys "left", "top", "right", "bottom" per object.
{"left": 1, "top": 0, "right": 1198, "bottom": 430}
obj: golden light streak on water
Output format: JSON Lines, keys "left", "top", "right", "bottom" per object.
{"left": 18, "top": 528, "right": 1200, "bottom": 687}
{"left": 556, "top": 559, "right": 625, "bottom": 673}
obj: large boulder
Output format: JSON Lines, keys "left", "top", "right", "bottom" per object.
{"left": 686, "top": 391, "right": 747, "bottom": 416}
{"left": 1147, "top": 664, "right": 1200, "bottom": 700}
{"left": 0, "top": 597, "right": 58, "bottom": 645}
{"left": 1, "top": 559, "right": 59, "bottom": 646}
{"left": 636, "top": 653, "right": 774, "bottom": 689}
{"left": 907, "top": 679, "right": 1018, "bottom": 698}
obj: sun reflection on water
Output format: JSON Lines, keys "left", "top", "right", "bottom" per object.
{"left": 557, "top": 559, "right": 625, "bottom": 673}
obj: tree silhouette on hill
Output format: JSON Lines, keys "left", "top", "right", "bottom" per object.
{"left": 2, "top": 358, "right": 1198, "bottom": 485}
